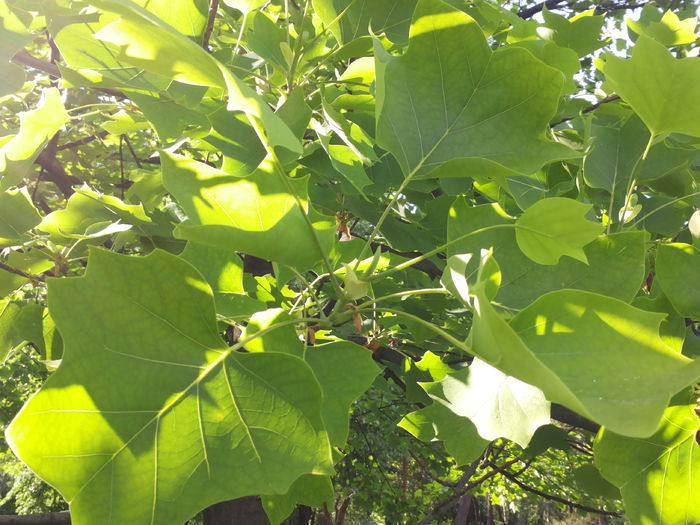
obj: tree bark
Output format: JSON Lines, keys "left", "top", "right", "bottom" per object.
{"left": 0, "top": 512, "right": 70, "bottom": 524}
{"left": 202, "top": 497, "right": 268, "bottom": 525}
{"left": 453, "top": 494, "right": 473, "bottom": 525}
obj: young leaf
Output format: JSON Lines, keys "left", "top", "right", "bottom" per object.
{"left": 421, "top": 359, "right": 550, "bottom": 448}
{"left": 0, "top": 88, "right": 68, "bottom": 188}
{"left": 597, "top": 36, "right": 700, "bottom": 137}
{"left": 6, "top": 249, "right": 333, "bottom": 525}
{"left": 375, "top": 0, "right": 574, "bottom": 178}
{"left": 0, "top": 187, "right": 41, "bottom": 245}
{"left": 515, "top": 197, "right": 604, "bottom": 265}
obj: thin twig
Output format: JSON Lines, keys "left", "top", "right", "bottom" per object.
{"left": 57, "top": 131, "right": 109, "bottom": 151}
{"left": 202, "top": 0, "right": 220, "bottom": 51}
{"left": 122, "top": 135, "right": 142, "bottom": 168}
{"left": 551, "top": 95, "right": 621, "bottom": 127}
{"left": 0, "top": 262, "right": 45, "bottom": 283}
{"left": 499, "top": 468, "right": 621, "bottom": 516}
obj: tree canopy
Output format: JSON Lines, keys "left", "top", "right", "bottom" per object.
{"left": 1, "top": 0, "right": 699, "bottom": 523}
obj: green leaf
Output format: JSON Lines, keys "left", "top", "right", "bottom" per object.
{"left": 305, "top": 341, "right": 380, "bottom": 447}
{"left": 312, "top": 0, "right": 418, "bottom": 44}
{"left": 0, "top": 301, "right": 43, "bottom": 362}
{"left": 656, "top": 243, "right": 700, "bottom": 319}
{"left": 241, "top": 308, "right": 305, "bottom": 357}
{"left": 597, "top": 36, "right": 700, "bottom": 137}
{"left": 447, "top": 200, "right": 646, "bottom": 309}
{"left": 573, "top": 464, "right": 620, "bottom": 500}
{"left": 421, "top": 359, "right": 550, "bottom": 448}
{"left": 89, "top": 0, "right": 302, "bottom": 156}
{"left": 262, "top": 474, "right": 334, "bottom": 525}
{"left": 6, "top": 249, "right": 333, "bottom": 524}
{"left": 595, "top": 389, "right": 700, "bottom": 525}
{"left": 398, "top": 402, "right": 488, "bottom": 466}
{"left": 38, "top": 187, "right": 151, "bottom": 243}
{"left": 627, "top": 8, "right": 698, "bottom": 46}
{"left": 470, "top": 252, "right": 700, "bottom": 437}
{"left": 375, "top": 0, "right": 574, "bottom": 178}
{"left": 0, "top": 187, "right": 41, "bottom": 245}
{"left": 162, "top": 153, "right": 336, "bottom": 270}
{"left": 179, "top": 242, "right": 265, "bottom": 319}
{"left": 127, "top": 91, "right": 209, "bottom": 141}
{"left": 0, "top": 88, "right": 69, "bottom": 188}
{"left": 515, "top": 197, "right": 604, "bottom": 265}
{"left": 540, "top": 6, "right": 607, "bottom": 57}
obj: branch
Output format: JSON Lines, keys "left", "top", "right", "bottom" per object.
{"left": 0, "top": 512, "right": 70, "bottom": 524}
{"left": 202, "top": 0, "right": 220, "bottom": 51}
{"left": 35, "top": 134, "right": 82, "bottom": 198}
{"left": 416, "top": 457, "right": 521, "bottom": 525}
{"left": 518, "top": 0, "right": 567, "bottom": 19}
{"left": 0, "top": 262, "right": 44, "bottom": 283}
{"left": 57, "top": 131, "right": 109, "bottom": 151}
{"left": 551, "top": 95, "right": 621, "bottom": 127}
{"left": 499, "top": 468, "right": 621, "bottom": 517}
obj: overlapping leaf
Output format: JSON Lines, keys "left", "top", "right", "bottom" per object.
{"left": 595, "top": 389, "right": 700, "bottom": 525}
{"left": 6, "top": 249, "right": 334, "bottom": 525}
{"left": 375, "top": 0, "right": 574, "bottom": 178}
{"left": 162, "top": 153, "right": 335, "bottom": 270}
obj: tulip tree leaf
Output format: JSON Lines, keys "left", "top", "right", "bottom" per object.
{"left": 0, "top": 187, "right": 41, "bottom": 245}
{"left": 595, "top": 389, "right": 700, "bottom": 525}
{"left": 470, "top": 252, "right": 700, "bottom": 437}
{"left": 179, "top": 242, "right": 265, "bottom": 319}
{"left": 627, "top": 8, "right": 698, "bottom": 46}
{"left": 262, "top": 474, "right": 334, "bottom": 525}
{"left": 162, "top": 153, "right": 336, "bottom": 271}
{"left": 447, "top": 199, "right": 646, "bottom": 309}
{"left": 90, "top": 0, "right": 301, "bottom": 156}
{"left": 6, "top": 249, "right": 333, "bottom": 525}
{"left": 0, "top": 88, "right": 69, "bottom": 188}
{"left": 398, "top": 402, "right": 488, "bottom": 466}
{"left": 540, "top": 6, "right": 607, "bottom": 57}
{"left": 0, "top": 301, "right": 43, "bottom": 362}
{"left": 375, "top": 0, "right": 574, "bottom": 178}
{"left": 515, "top": 197, "right": 604, "bottom": 265}
{"left": 305, "top": 341, "right": 380, "bottom": 447}
{"left": 656, "top": 243, "right": 700, "bottom": 319}
{"left": 597, "top": 36, "right": 700, "bottom": 137}
{"left": 421, "top": 359, "right": 550, "bottom": 448}
{"left": 222, "top": 0, "right": 268, "bottom": 14}
{"left": 312, "top": 0, "right": 417, "bottom": 44}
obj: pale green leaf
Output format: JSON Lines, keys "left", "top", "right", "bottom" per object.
{"left": 398, "top": 402, "right": 488, "bottom": 466}
{"left": 222, "top": 0, "right": 267, "bottom": 14}
{"left": 421, "top": 359, "right": 550, "bottom": 448}
{"left": 0, "top": 89, "right": 69, "bottom": 188}
{"left": 627, "top": 8, "right": 698, "bottom": 46}
{"left": 597, "top": 36, "right": 700, "bottom": 137}
{"left": 469, "top": 252, "right": 700, "bottom": 437}
{"left": 515, "top": 197, "right": 604, "bottom": 265}
{"left": 89, "top": 0, "right": 302, "bottom": 155}
{"left": 162, "top": 153, "right": 336, "bottom": 270}
{"left": 595, "top": 389, "right": 700, "bottom": 525}
{"left": 376, "top": 0, "right": 574, "bottom": 178}
{"left": 0, "top": 187, "right": 41, "bottom": 245}
{"left": 6, "top": 249, "right": 333, "bottom": 524}
{"left": 0, "top": 249, "right": 53, "bottom": 297}
{"left": 540, "top": 6, "right": 607, "bottom": 57}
